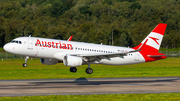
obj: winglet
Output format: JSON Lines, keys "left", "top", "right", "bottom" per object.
{"left": 67, "top": 36, "right": 73, "bottom": 41}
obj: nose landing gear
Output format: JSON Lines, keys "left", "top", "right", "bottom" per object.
{"left": 22, "top": 56, "right": 29, "bottom": 67}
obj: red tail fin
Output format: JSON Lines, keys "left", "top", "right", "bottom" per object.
{"left": 133, "top": 23, "right": 167, "bottom": 62}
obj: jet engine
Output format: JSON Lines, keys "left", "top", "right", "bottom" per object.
{"left": 40, "top": 58, "right": 58, "bottom": 65}
{"left": 63, "top": 55, "right": 83, "bottom": 67}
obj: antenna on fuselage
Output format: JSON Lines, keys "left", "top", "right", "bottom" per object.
{"left": 29, "top": 35, "right": 31, "bottom": 37}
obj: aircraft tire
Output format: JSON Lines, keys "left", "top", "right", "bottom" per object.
{"left": 85, "top": 68, "right": 93, "bottom": 74}
{"left": 23, "top": 63, "right": 27, "bottom": 67}
{"left": 70, "top": 67, "right": 77, "bottom": 73}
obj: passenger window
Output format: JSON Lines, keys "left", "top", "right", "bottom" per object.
{"left": 19, "top": 41, "right": 22, "bottom": 44}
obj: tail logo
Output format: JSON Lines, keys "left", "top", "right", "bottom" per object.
{"left": 149, "top": 36, "right": 159, "bottom": 45}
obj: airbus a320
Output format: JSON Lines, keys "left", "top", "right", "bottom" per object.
{"left": 3, "top": 23, "right": 167, "bottom": 74}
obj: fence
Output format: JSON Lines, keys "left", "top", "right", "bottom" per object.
{"left": 0, "top": 51, "right": 180, "bottom": 60}
{"left": 0, "top": 52, "right": 23, "bottom": 60}
{"left": 159, "top": 51, "right": 180, "bottom": 57}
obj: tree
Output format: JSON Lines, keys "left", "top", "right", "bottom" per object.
{"left": 0, "top": 26, "right": 5, "bottom": 46}
{"left": 102, "top": 0, "right": 112, "bottom": 5}
{"left": 119, "top": 33, "right": 128, "bottom": 46}
{"left": 4, "top": 20, "right": 18, "bottom": 43}
{"left": 129, "top": 2, "right": 141, "bottom": 10}
{"left": 50, "top": 0, "right": 73, "bottom": 17}
{"left": 79, "top": 6, "right": 92, "bottom": 16}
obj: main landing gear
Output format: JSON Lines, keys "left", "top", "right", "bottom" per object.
{"left": 85, "top": 68, "right": 93, "bottom": 74}
{"left": 70, "top": 67, "right": 77, "bottom": 73}
{"left": 85, "top": 63, "right": 93, "bottom": 74}
{"left": 22, "top": 56, "right": 29, "bottom": 67}
{"left": 70, "top": 63, "right": 93, "bottom": 74}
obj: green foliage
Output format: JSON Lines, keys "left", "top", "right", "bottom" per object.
{"left": 0, "top": 48, "right": 4, "bottom": 51}
{"left": 117, "top": 0, "right": 136, "bottom": 2}
{"left": 119, "top": 33, "right": 128, "bottom": 46}
{"left": 129, "top": 2, "right": 141, "bottom": 9}
{"left": 50, "top": 1, "right": 65, "bottom": 17}
{"left": 0, "top": 0, "right": 180, "bottom": 49}
{"left": 79, "top": 5, "right": 92, "bottom": 16}
{"left": 102, "top": 0, "right": 112, "bottom": 5}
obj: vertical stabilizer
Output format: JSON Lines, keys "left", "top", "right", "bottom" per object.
{"left": 133, "top": 23, "right": 167, "bottom": 62}
{"left": 133, "top": 23, "right": 167, "bottom": 52}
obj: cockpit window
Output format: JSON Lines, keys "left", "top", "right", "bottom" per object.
{"left": 11, "top": 40, "right": 22, "bottom": 44}
{"left": 19, "top": 41, "right": 22, "bottom": 44}
{"left": 11, "top": 40, "right": 15, "bottom": 43}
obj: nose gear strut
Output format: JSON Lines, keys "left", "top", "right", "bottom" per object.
{"left": 23, "top": 56, "right": 29, "bottom": 67}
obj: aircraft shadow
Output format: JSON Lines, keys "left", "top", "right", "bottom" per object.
{"left": 0, "top": 77, "right": 178, "bottom": 89}
{"left": 32, "top": 77, "right": 178, "bottom": 85}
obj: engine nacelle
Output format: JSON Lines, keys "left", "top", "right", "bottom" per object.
{"left": 40, "top": 58, "right": 58, "bottom": 65}
{"left": 63, "top": 55, "right": 83, "bottom": 67}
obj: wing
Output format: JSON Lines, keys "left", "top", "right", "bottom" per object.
{"left": 69, "top": 50, "right": 140, "bottom": 61}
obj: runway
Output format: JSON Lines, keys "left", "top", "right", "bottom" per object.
{"left": 0, "top": 77, "right": 180, "bottom": 97}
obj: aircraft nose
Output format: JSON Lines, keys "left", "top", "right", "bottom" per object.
{"left": 3, "top": 44, "right": 11, "bottom": 52}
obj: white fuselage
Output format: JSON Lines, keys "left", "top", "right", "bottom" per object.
{"left": 4, "top": 37, "right": 145, "bottom": 65}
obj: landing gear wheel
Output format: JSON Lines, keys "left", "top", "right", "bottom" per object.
{"left": 23, "top": 63, "right": 27, "bottom": 67}
{"left": 70, "top": 67, "right": 77, "bottom": 73}
{"left": 86, "top": 68, "right": 93, "bottom": 74}
{"left": 22, "top": 56, "right": 29, "bottom": 67}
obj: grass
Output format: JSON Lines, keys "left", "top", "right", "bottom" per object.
{"left": 0, "top": 58, "right": 180, "bottom": 80}
{"left": 0, "top": 93, "right": 180, "bottom": 101}
{"left": 0, "top": 48, "right": 4, "bottom": 51}
{"left": 0, "top": 58, "right": 180, "bottom": 100}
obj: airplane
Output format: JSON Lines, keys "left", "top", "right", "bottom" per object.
{"left": 3, "top": 23, "right": 167, "bottom": 74}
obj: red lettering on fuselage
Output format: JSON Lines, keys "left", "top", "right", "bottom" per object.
{"left": 62, "top": 43, "right": 66, "bottom": 49}
{"left": 35, "top": 39, "right": 73, "bottom": 50}
{"left": 67, "top": 44, "right": 72, "bottom": 50}
{"left": 55, "top": 43, "right": 59, "bottom": 48}
{"left": 35, "top": 39, "right": 41, "bottom": 46}
{"left": 48, "top": 42, "right": 51, "bottom": 48}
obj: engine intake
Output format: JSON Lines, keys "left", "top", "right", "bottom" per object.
{"left": 63, "top": 55, "right": 83, "bottom": 67}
